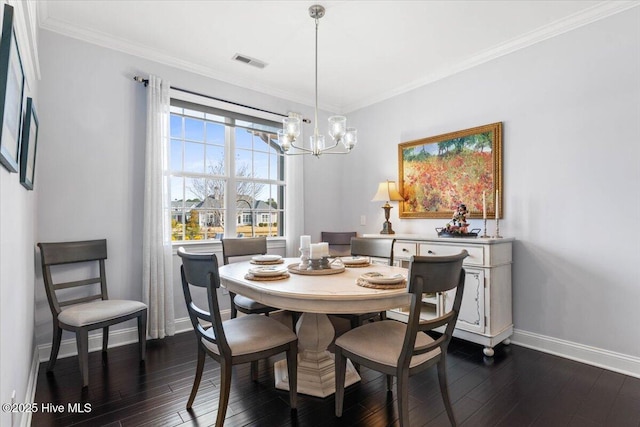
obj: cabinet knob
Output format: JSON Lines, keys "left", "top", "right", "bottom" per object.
{"left": 428, "top": 250, "right": 435, "bottom": 254}
{"left": 402, "top": 248, "right": 408, "bottom": 252}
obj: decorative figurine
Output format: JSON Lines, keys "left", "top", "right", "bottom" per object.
{"left": 447, "top": 203, "right": 469, "bottom": 234}
{"left": 436, "top": 203, "right": 480, "bottom": 237}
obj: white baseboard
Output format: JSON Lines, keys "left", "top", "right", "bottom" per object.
{"left": 37, "top": 310, "right": 231, "bottom": 363}
{"left": 19, "top": 346, "right": 40, "bottom": 427}
{"left": 511, "top": 328, "right": 640, "bottom": 379}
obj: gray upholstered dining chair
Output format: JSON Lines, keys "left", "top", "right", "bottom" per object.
{"left": 221, "top": 237, "right": 280, "bottom": 319}
{"left": 332, "top": 237, "right": 396, "bottom": 329}
{"left": 321, "top": 231, "right": 357, "bottom": 257}
{"left": 334, "top": 250, "right": 468, "bottom": 427}
{"left": 177, "top": 248, "right": 298, "bottom": 427}
{"left": 37, "top": 239, "right": 147, "bottom": 388}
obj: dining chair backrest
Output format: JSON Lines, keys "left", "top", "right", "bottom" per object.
{"left": 177, "top": 248, "right": 230, "bottom": 356}
{"left": 350, "top": 237, "right": 395, "bottom": 266}
{"left": 321, "top": 231, "right": 357, "bottom": 257}
{"left": 402, "top": 250, "right": 468, "bottom": 365}
{"left": 39, "top": 239, "right": 110, "bottom": 314}
{"left": 221, "top": 237, "right": 267, "bottom": 265}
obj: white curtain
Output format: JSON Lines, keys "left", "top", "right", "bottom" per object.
{"left": 285, "top": 113, "right": 305, "bottom": 257}
{"left": 142, "top": 75, "right": 175, "bottom": 339}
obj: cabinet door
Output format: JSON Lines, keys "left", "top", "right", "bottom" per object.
{"left": 443, "top": 269, "right": 485, "bottom": 334}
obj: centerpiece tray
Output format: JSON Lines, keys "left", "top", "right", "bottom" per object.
{"left": 287, "top": 263, "right": 345, "bottom": 275}
{"left": 436, "top": 227, "right": 481, "bottom": 238}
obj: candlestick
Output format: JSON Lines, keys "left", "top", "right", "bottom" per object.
{"left": 494, "top": 190, "right": 502, "bottom": 238}
{"left": 482, "top": 191, "right": 487, "bottom": 220}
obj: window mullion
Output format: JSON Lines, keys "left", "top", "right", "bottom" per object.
{"left": 225, "top": 120, "right": 237, "bottom": 237}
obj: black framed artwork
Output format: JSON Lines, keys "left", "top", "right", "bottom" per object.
{"left": 0, "top": 4, "right": 25, "bottom": 173}
{"left": 19, "top": 97, "right": 37, "bottom": 190}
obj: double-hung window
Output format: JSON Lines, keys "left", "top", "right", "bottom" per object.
{"left": 169, "top": 99, "right": 285, "bottom": 241}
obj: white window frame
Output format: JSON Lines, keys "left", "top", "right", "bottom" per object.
{"left": 169, "top": 89, "right": 287, "bottom": 242}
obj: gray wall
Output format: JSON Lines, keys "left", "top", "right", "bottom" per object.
{"left": 0, "top": 2, "right": 40, "bottom": 426}
{"left": 307, "top": 9, "right": 640, "bottom": 358}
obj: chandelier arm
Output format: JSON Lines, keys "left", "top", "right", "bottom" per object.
{"left": 289, "top": 143, "right": 315, "bottom": 154}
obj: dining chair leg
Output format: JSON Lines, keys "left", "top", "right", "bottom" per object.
{"left": 48, "top": 324, "right": 63, "bottom": 371}
{"left": 187, "top": 347, "right": 206, "bottom": 409}
{"left": 216, "top": 360, "right": 233, "bottom": 427}
{"left": 334, "top": 348, "right": 347, "bottom": 417}
{"left": 386, "top": 374, "right": 393, "bottom": 391}
{"left": 138, "top": 311, "right": 147, "bottom": 361}
{"left": 251, "top": 360, "right": 259, "bottom": 381}
{"left": 229, "top": 292, "right": 238, "bottom": 318}
{"left": 397, "top": 370, "right": 410, "bottom": 427}
{"left": 102, "top": 326, "right": 109, "bottom": 352}
{"left": 286, "top": 341, "right": 298, "bottom": 410}
{"left": 437, "top": 358, "right": 457, "bottom": 426}
{"left": 76, "top": 328, "right": 90, "bottom": 388}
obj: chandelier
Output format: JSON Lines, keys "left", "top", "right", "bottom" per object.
{"left": 278, "top": 5, "right": 357, "bottom": 157}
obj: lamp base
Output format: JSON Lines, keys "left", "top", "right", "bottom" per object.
{"left": 380, "top": 221, "right": 395, "bottom": 235}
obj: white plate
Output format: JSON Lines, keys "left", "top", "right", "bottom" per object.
{"left": 359, "top": 272, "right": 405, "bottom": 284}
{"left": 248, "top": 266, "right": 288, "bottom": 277}
{"left": 251, "top": 255, "right": 282, "bottom": 262}
{"left": 341, "top": 256, "right": 370, "bottom": 265}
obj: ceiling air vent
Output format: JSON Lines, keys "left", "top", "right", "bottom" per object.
{"left": 232, "top": 53, "right": 267, "bottom": 69}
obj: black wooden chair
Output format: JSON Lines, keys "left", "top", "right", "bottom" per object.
{"left": 321, "top": 231, "right": 357, "bottom": 257}
{"left": 335, "top": 250, "right": 468, "bottom": 427}
{"left": 332, "top": 237, "right": 396, "bottom": 329}
{"left": 178, "top": 248, "right": 298, "bottom": 426}
{"left": 37, "top": 239, "right": 147, "bottom": 388}
{"left": 221, "top": 237, "right": 280, "bottom": 319}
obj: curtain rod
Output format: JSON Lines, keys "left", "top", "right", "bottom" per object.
{"left": 133, "top": 76, "right": 310, "bottom": 123}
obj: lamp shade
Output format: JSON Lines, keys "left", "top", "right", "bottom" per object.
{"left": 372, "top": 181, "right": 404, "bottom": 202}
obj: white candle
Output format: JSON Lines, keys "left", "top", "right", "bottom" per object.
{"left": 482, "top": 191, "right": 487, "bottom": 220}
{"left": 309, "top": 243, "right": 321, "bottom": 260}
{"left": 495, "top": 190, "right": 499, "bottom": 219}
{"left": 300, "top": 235, "right": 311, "bottom": 249}
{"left": 319, "top": 242, "right": 329, "bottom": 257}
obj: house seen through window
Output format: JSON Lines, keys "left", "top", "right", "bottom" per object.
{"left": 169, "top": 100, "right": 285, "bottom": 241}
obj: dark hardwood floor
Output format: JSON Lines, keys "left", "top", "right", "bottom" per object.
{"left": 33, "top": 314, "right": 640, "bottom": 426}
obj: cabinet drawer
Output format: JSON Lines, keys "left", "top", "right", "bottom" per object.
{"left": 394, "top": 242, "right": 417, "bottom": 259}
{"left": 418, "top": 243, "right": 484, "bottom": 266}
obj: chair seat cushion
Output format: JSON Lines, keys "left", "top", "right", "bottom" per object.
{"left": 58, "top": 299, "right": 147, "bottom": 327}
{"left": 233, "top": 294, "right": 273, "bottom": 312}
{"left": 335, "top": 320, "right": 440, "bottom": 368}
{"left": 202, "top": 314, "right": 296, "bottom": 356}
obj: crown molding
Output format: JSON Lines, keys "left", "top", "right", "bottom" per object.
{"left": 37, "top": 1, "right": 638, "bottom": 114}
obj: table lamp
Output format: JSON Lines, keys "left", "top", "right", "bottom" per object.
{"left": 371, "top": 180, "right": 404, "bottom": 234}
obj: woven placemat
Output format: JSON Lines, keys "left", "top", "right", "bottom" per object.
{"left": 244, "top": 272, "right": 290, "bottom": 281}
{"left": 287, "top": 263, "right": 345, "bottom": 275}
{"left": 250, "top": 259, "right": 285, "bottom": 265}
{"left": 343, "top": 262, "right": 371, "bottom": 268}
{"left": 356, "top": 277, "right": 406, "bottom": 289}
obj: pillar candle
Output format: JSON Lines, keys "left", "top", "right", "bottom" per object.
{"left": 309, "top": 243, "right": 321, "bottom": 260}
{"left": 482, "top": 191, "right": 487, "bottom": 220}
{"left": 300, "top": 235, "right": 311, "bottom": 249}
{"left": 319, "top": 242, "right": 329, "bottom": 257}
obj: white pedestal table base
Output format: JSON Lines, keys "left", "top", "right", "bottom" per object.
{"left": 274, "top": 312, "right": 360, "bottom": 398}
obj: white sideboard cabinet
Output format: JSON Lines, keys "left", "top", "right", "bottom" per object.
{"left": 363, "top": 234, "right": 513, "bottom": 357}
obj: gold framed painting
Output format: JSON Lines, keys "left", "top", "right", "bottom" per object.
{"left": 398, "top": 122, "right": 503, "bottom": 219}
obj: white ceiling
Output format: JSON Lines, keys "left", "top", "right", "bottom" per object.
{"left": 37, "top": 1, "right": 637, "bottom": 113}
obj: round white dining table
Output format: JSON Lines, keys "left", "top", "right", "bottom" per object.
{"left": 218, "top": 258, "right": 410, "bottom": 398}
